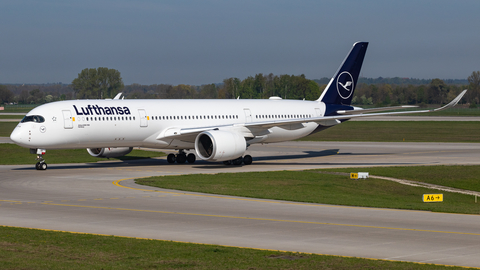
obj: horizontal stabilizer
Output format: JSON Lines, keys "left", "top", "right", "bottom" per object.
{"left": 337, "top": 105, "right": 418, "bottom": 115}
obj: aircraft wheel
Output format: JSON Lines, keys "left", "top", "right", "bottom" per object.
{"left": 232, "top": 157, "right": 243, "bottom": 165}
{"left": 243, "top": 155, "right": 252, "bottom": 165}
{"left": 176, "top": 153, "right": 187, "bottom": 164}
{"left": 223, "top": 161, "right": 231, "bottom": 165}
{"left": 167, "top": 153, "right": 176, "bottom": 164}
{"left": 187, "top": 153, "right": 196, "bottom": 163}
{"left": 36, "top": 162, "right": 47, "bottom": 170}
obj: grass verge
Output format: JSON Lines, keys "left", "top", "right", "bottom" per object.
{"left": 408, "top": 107, "right": 480, "bottom": 116}
{"left": 0, "top": 115, "right": 24, "bottom": 119}
{"left": 136, "top": 166, "right": 480, "bottom": 215}
{"left": 0, "top": 122, "right": 18, "bottom": 137}
{"left": 1, "top": 144, "right": 165, "bottom": 165}
{"left": 300, "top": 121, "right": 480, "bottom": 142}
{"left": 1, "top": 104, "right": 38, "bottom": 113}
{"left": 0, "top": 226, "right": 471, "bottom": 270}
{"left": 323, "top": 166, "right": 480, "bottom": 192}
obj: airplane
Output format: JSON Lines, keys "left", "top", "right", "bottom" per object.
{"left": 10, "top": 42, "right": 467, "bottom": 170}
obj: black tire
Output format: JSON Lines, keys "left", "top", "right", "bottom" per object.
{"left": 223, "top": 161, "right": 232, "bottom": 165}
{"left": 176, "top": 153, "right": 187, "bottom": 164}
{"left": 187, "top": 153, "right": 196, "bottom": 163}
{"left": 35, "top": 162, "right": 41, "bottom": 170}
{"left": 167, "top": 153, "right": 176, "bottom": 163}
{"left": 232, "top": 157, "right": 243, "bottom": 165}
{"left": 243, "top": 155, "right": 252, "bottom": 165}
{"left": 40, "top": 163, "right": 47, "bottom": 170}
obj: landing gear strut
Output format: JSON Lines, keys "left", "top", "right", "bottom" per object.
{"left": 32, "top": 148, "right": 47, "bottom": 170}
{"left": 167, "top": 150, "right": 196, "bottom": 164}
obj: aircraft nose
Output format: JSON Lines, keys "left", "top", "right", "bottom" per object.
{"left": 10, "top": 124, "right": 25, "bottom": 145}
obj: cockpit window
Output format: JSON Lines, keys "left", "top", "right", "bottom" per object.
{"left": 21, "top": 115, "right": 45, "bottom": 123}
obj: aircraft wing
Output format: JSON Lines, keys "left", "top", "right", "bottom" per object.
{"left": 158, "top": 89, "right": 466, "bottom": 140}
{"left": 244, "top": 89, "right": 467, "bottom": 129}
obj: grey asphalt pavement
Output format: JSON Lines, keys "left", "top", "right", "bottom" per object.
{"left": 1, "top": 141, "right": 480, "bottom": 268}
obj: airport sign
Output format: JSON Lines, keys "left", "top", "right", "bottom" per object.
{"left": 423, "top": 194, "right": 443, "bottom": 202}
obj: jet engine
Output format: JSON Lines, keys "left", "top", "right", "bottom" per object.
{"left": 195, "top": 130, "right": 246, "bottom": 162}
{"left": 87, "top": 147, "right": 133, "bottom": 158}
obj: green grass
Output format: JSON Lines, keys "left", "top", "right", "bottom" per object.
{"left": 410, "top": 107, "right": 480, "bottom": 116}
{"left": 0, "top": 144, "right": 165, "bottom": 165}
{"left": 301, "top": 121, "right": 480, "bottom": 142}
{"left": 0, "top": 226, "right": 470, "bottom": 270}
{"left": 323, "top": 166, "right": 480, "bottom": 192}
{"left": 0, "top": 115, "right": 24, "bottom": 119}
{"left": 136, "top": 166, "right": 480, "bottom": 214}
{"left": 1, "top": 104, "right": 38, "bottom": 113}
{"left": 0, "top": 122, "right": 18, "bottom": 137}
{"left": 353, "top": 106, "right": 480, "bottom": 116}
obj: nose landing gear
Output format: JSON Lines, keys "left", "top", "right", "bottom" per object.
{"left": 31, "top": 148, "right": 47, "bottom": 170}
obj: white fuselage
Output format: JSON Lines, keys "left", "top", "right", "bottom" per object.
{"left": 10, "top": 98, "right": 326, "bottom": 150}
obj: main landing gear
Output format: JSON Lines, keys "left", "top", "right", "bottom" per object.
{"left": 166, "top": 150, "right": 253, "bottom": 165}
{"left": 31, "top": 148, "right": 47, "bottom": 170}
{"left": 223, "top": 155, "right": 252, "bottom": 166}
{"left": 167, "top": 150, "right": 196, "bottom": 164}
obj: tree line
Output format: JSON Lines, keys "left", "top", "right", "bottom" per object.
{"left": 0, "top": 83, "right": 74, "bottom": 105}
{"left": 350, "top": 72, "right": 480, "bottom": 107}
{"left": 1, "top": 68, "right": 480, "bottom": 108}
{"left": 123, "top": 74, "right": 320, "bottom": 101}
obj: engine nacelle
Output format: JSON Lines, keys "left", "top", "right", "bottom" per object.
{"left": 87, "top": 147, "right": 133, "bottom": 158}
{"left": 195, "top": 130, "right": 246, "bottom": 162}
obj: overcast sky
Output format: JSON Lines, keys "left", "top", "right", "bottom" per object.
{"left": 1, "top": 0, "right": 479, "bottom": 85}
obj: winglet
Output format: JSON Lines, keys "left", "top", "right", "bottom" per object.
{"left": 432, "top": 89, "right": 467, "bottom": 112}
{"left": 113, "top": 92, "right": 123, "bottom": 100}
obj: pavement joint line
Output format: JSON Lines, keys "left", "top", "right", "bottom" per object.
{"left": 33, "top": 201, "right": 480, "bottom": 237}
{"left": 0, "top": 199, "right": 23, "bottom": 203}
{"left": 6, "top": 196, "right": 478, "bottom": 237}
{"left": 2, "top": 196, "right": 173, "bottom": 205}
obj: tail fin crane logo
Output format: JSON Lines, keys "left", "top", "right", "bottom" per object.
{"left": 336, "top": 71, "right": 354, "bottom": 99}
{"left": 339, "top": 81, "right": 352, "bottom": 91}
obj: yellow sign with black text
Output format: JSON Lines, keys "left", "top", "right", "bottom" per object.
{"left": 423, "top": 194, "right": 443, "bottom": 202}
{"left": 350, "top": 173, "right": 358, "bottom": 179}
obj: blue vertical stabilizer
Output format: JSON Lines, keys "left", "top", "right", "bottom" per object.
{"left": 318, "top": 42, "right": 368, "bottom": 106}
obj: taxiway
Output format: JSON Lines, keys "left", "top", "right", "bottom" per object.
{"left": 1, "top": 141, "right": 480, "bottom": 268}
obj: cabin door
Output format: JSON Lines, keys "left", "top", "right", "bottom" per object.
{"left": 138, "top": 109, "right": 148, "bottom": 127}
{"left": 243, "top": 108, "right": 252, "bottom": 123}
{"left": 62, "top": 110, "right": 73, "bottom": 129}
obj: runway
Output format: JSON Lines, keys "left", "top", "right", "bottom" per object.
{"left": 1, "top": 141, "right": 480, "bottom": 268}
